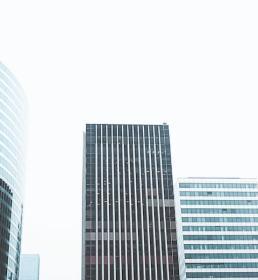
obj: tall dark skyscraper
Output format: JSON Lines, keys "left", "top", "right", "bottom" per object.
{"left": 82, "top": 123, "right": 179, "bottom": 280}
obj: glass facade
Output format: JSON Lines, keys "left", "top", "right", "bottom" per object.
{"left": 82, "top": 124, "right": 180, "bottom": 280}
{"left": 176, "top": 178, "right": 258, "bottom": 280}
{"left": 0, "top": 62, "right": 26, "bottom": 280}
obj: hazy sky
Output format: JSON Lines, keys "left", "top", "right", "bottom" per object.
{"left": 1, "top": 1, "right": 258, "bottom": 279}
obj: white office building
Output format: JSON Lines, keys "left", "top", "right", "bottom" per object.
{"left": 175, "top": 177, "right": 258, "bottom": 280}
{"left": 19, "top": 255, "right": 40, "bottom": 280}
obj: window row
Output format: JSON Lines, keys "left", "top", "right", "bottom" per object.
{"left": 183, "top": 234, "right": 258, "bottom": 241}
{"left": 180, "top": 191, "right": 258, "bottom": 197}
{"left": 185, "top": 253, "right": 258, "bottom": 259}
{"left": 183, "top": 226, "right": 258, "bottom": 232}
{"left": 186, "top": 272, "right": 258, "bottom": 278}
{"left": 182, "top": 217, "right": 258, "bottom": 223}
{"left": 186, "top": 262, "right": 258, "bottom": 269}
{"left": 181, "top": 199, "right": 258, "bottom": 206}
{"left": 184, "top": 244, "right": 258, "bottom": 250}
{"left": 179, "top": 183, "right": 257, "bottom": 189}
{"left": 181, "top": 208, "right": 258, "bottom": 214}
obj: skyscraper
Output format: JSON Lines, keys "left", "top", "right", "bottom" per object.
{"left": 176, "top": 177, "right": 258, "bottom": 280}
{"left": 19, "top": 255, "right": 40, "bottom": 280}
{"left": 0, "top": 62, "right": 26, "bottom": 280}
{"left": 82, "top": 124, "right": 179, "bottom": 280}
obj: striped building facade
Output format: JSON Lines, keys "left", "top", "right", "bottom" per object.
{"left": 176, "top": 178, "right": 258, "bottom": 280}
{"left": 82, "top": 123, "right": 179, "bottom": 280}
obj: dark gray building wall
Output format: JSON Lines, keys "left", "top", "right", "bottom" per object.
{"left": 82, "top": 123, "right": 179, "bottom": 280}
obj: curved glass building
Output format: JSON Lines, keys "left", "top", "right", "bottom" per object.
{"left": 0, "top": 62, "right": 26, "bottom": 280}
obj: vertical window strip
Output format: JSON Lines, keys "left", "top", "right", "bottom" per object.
{"left": 132, "top": 126, "right": 140, "bottom": 279}
{"left": 111, "top": 125, "right": 116, "bottom": 280}
{"left": 153, "top": 126, "right": 164, "bottom": 279}
{"left": 101, "top": 125, "right": 104, "bottom": 280}
{"left": 158, "top": 126, "right": 170, "bottom": 280}
{"left": 121, "top": 125, "right": 129, "bottom": 280}
{"left": 143, "top": 126, "right": 152, "bottom": 280}
{"left": 95, "top": 125, "right": 99, "bottom": 280}
{"left": 137, "top": 125, "right": 146, "bottom": 279}
{"left": 127, "top": 125, "right": 135, "bottom": 280}
{"left": 106, "top": 125, "right": 110, "bottom": 280}
{"left": 147, "top": 125, "right": 158, "bottom": 280}
{"left": 116, "top": 126, "right": 122, "bottom": 280}
{"left": 82, "top": 133, "right": 86, "bottom": 280}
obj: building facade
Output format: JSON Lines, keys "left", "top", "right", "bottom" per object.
{"left": 82, "top": 123, "right": 179, "bottom": 280}
{"left": 176, "top": 177, "right": 258, "bottom": 280}
{"left": 0, "top": 62, "right": 26, "bottom": 280}
{"left": 19, "top": 255, "right": 40, "bottom": 280}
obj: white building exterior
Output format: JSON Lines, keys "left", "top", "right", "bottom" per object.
{"left": 175, "top": 177, "right": 258, "bottom": 280}
{"left": 19, "top": 255, "right": 40, "bottom": 280}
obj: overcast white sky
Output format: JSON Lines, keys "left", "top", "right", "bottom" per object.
{"left": 1, "top": 1, "right": 258, "bottom": 279}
